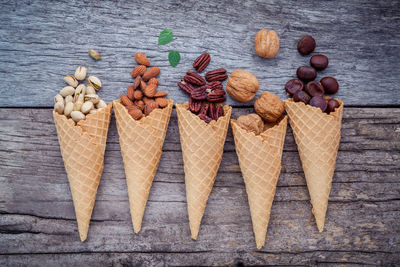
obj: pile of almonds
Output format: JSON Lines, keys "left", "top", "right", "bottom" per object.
{"left": 177, "top": 53, "right": 228, "bottom": 123}
{"left": 285, "top": 35, "right": 340, "bottom": 114}
{"left": 120, "top": 53, "right": 169, "bottom": 120}
{"left": 54, "top": 66, "right": 107, "bottom": 123}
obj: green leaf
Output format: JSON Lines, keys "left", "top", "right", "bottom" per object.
{"left": 168, "top": 50, "right": 181, "bottom": 67}
{"left": 158, "top": 29, "right": 173, "bottom": 45}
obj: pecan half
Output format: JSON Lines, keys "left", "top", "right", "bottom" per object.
{"left": 191, "top": 85, "right": 208, "bottom": 100}
{"left": 193, "top": 53, "right": 211, "bottom": 73}
{"left": 199, "top": 102, "right": 209, "bottom": 115}
{"left": 216, "top": 104, "right": 224, "bottom": 118}
{"left": 208, "top": 103, "right": 217, "bottom": 120}
{"left": 189, "top": 97, "right": 202, "bottom": 113}
{"left": 205, "top": 68, "right": 228, "bottom": 82}
{"left": 198, "top": 113, "right": 212, "bottom": 123}
{"left": 177, "top": 81, "right": 194, "bottom": 94}
{"left": 207, "top": 89, "right": 226, "bottom": 103}
{"left": 207, "top": 81, "right": 223, "bottom": 90}
{"left": 184, "top": 71, "right": 206, "bottom": 86}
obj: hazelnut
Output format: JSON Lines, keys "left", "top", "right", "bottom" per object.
{"left": 254, "top": 29, "right": 280, "bottom": 58}
{"left": 254, "top": 92, "right": 284, "bottom": 122}
{"left": 226, "top": 69, "right": 259, "bottom": 102}
{"left": 236, "top": 113, "right": 264, "bottom": 135}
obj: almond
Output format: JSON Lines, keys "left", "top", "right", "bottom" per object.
{"left": 144, "top": 102, "right": 158, "bottom": 116}
{"left": 131, "top": 65, "right": 146, "bottom": 78}
{"left": 143, "top": 97, "right": 154, "bottom": 105}
{"left": 142, "top": 66, "right": 160, "bottom": 81}
{"left": 140, "top": 80, "right": 146, "bottom": 91}
{"left": 155, "top": 97, "right": 168, "bottom": 108}
{"left": 135, "top": 100, "right": 144, "bottom": 111}
{"left": 126, "top": 104, "right": 139, "bottom": 111}
{"left": 134, "top": 90, "right": 143, "bottom": 100}
{"left": 129, "top": 108, "right": 144, "bottom": 120}
{"left": 127, "top": 85, "right": 135, "bottom": 100}
{"left": 134, "top": 52, "right": 150, "bottom": 66}
{"left": 133, "top": 76, "right": 141, "bottom": 89}
{"left": 154, "top": 91, "right": 168, "bottom": 97}
{"left": 121, "top": 94, "right": 134, "bottom": 106}
{"left": 148, "top": 77, "right": 159, "bottom": 86}
{"left": 144, "top": 84, "right": 157, "bottom": 97}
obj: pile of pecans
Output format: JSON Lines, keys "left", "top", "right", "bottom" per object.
{"left": 177, "top": 53, "right": 228, "bottom": 123}
{"left": 120, "top": 53, "right": 169, "bottom": 120}
{"left": 54, "top": 66, "right": 107, "bottom": 124}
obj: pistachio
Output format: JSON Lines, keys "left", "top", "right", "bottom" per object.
{"left": 54, "top": 94, "right": 64, "bottom": 104}
{"left": 88, "top": 76, "right": 102, "bottom": 90}
{"left": 88, "top": 49, "right": 101, "bottom": 60}
{"left": 96, "top": 99, "right": 107, "bottom": 109}
{"left": 75, "top": 84, "right": 86, "bottom": 96}
{"left": 64, "top": 75, "right": 78, "bottom": 88}
{"left": 89, "top": 109, "right": 98, "bottom": 114}
{"left": 71, "top": 111, "right": 85, "bottom": 122}
{"left": 60, "top": 86, "right": 75, "bottom": 97}
{"left": 74, "top": 66, "right": 87, "bottom": 81}
{"left": 86, "top": 85, "right": 96, "bottom": 95}
{"left": 84, "top": 94, "right": 100, "bottom": 104}
{"left": 81, "top": 101, "right": 94, "bottom": 114}
{"left": 65, "top": 95, "right": 73, "bottom": 103}
{"left": 54, "top": 101, "right": 64, "bottom": 114}
{"left": 73, "top": 101, "right": 83, "bottom": 111}
{"left": 64, "top": 102, "right": 74, "bottom": 117}
{"left": 74, "top": 93, "right": 84, "bottom": 104}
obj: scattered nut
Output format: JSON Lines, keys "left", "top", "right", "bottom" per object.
{"left": 54, "top": 101, "right": 64, "bottom": 114}
{"left": 237, "top": 113, "right": 264, "bottom": 135}
{"left": 74, "top": 66, "right": 87, "bottom": 80}
{"left": 60, "top": 86, "right": 75, "bottom": 97}
{"left": 64, "top": 75, "right": 78, "bottom": 88}
{"left": 254, "top": 29, "right": 280, "bottom": 58}
{"left": 254, "top": 92, "right": 284, "bottom": 122}
{"left": 226, "top": 69, "right": 259, "bottom": 102}
{"left": 134, "top": 52, "right": 150, "bottom": 66}
{"left": 88, "top": 49, "right": 101, "bottom": 60}
{"left": 88, "top": 76, "right": 102, "bottom": 90}
{"left": 71, "top": 111, "right": 85, "bottom": 122}
{"left": 131, "top": 65, "right": 147, "bottom": 78}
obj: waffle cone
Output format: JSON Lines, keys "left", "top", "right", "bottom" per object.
{"left": 53, "top": 103, "right": 112, "bottom": 241}
{"left": 113, "top": 99, "right": 173, "bottom": 233}
{"left": 284, "top": 98, "right": 343, "bottom": 232}
{"left": 176, "top": 102, "right": 232, "bottom": 240}
{"left": 231, "top": 116, "right": 287, "bottom": 249}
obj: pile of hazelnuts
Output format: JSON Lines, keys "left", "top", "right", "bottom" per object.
{"left": 285, "top": 35, "right": 340, "bottom": 114}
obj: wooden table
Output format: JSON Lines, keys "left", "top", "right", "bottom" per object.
{"left": 1, "top": 0, "right": 399, "bottom": 266}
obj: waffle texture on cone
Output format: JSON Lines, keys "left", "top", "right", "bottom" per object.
{"left": 113, "top": 99, "right": 173, "bottom": 233}
{"left": 53, "top": 103, "right": 112, "bottom": 241}
{"left": 176, "top": 102, "right": 232, "bottom": 240}
{"left": 284, "top": 98, "right": 343, "bottom": 232}
{"left": 231, "top": 116, "right": 287, "bottom": 249}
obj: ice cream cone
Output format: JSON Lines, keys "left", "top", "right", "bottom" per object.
{"left": 231, "top": 116, "right": 287, "bottom": 249}
{"left": 113, "top": 99, "right": 173, "bottom": 233}
{"left": 176, "top": 102, "right": 232, "bottom": 240}
{"left": 53, "top": 103, "right": 113, "bottom": 241}
{"left": 284, "top": 98, "right": 343, "bottom": 232}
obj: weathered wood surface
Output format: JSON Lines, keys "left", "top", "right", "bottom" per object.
{"left": 0, "top": 107, "right": 399, "bottom": 266}
{"left": 0, "top": 0, "right": 400, "bottom": 107}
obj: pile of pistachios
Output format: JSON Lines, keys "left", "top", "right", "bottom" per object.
{"left": 54, "top": 66, "right": 107, "bottom": 124}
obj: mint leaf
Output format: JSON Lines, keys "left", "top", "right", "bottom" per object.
{"left": 168, "top": 50, "right": 181, "bottom": 67}
{"left": 158, "top": 29, "right": 173, "bottom": 45}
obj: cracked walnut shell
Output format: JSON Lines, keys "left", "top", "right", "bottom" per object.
{"left": 226, "top": 69, "right": 259, "bottom": 102}
{"left": 254, "top": 92, "right": 284, "bottom": 122}
{"left": 236, "top": 113, "right": 264, "bottom": 135}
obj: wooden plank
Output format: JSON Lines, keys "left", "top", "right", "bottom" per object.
{"left": 0, "top": 0, "right": 400, "bottom": 107}
{"left": 0, "top": 107, "right": 399, "bottom": 266}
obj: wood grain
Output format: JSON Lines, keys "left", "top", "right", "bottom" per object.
{"left": 0, "top": 0, "right": 399, "bottom": 107}
{"left": 0, "top": 107, "right": 399, "bottom": 266}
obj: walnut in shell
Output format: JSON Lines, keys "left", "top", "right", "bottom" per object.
{"left": 254, "top": 92, "right": 284, "bottom": 122}
{"left": 236, "top": 113, "right": 264, "bottom": 135}
{"left": 226, "top": 69, "right": 259, "bottom": 102}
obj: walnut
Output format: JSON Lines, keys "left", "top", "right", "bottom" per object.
{"left": 254, "top": 29, "right": 280, "bottom": 58}
{"left": 254, "top": 92, "right": 284, "bottom": 122}
{"left": 236, "top": 113, "right": 264, "bottom": 135}
{"left": 226, "top": 69, "right": 259, "bottom": 102}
